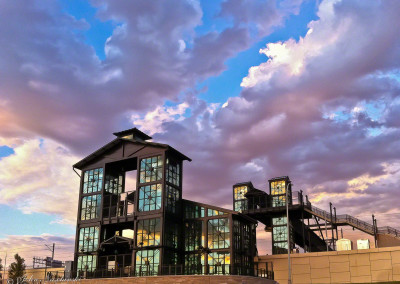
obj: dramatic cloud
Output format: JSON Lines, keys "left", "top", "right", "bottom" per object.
{"left": 0, "top": 139, "right": 80, "bottom": 224}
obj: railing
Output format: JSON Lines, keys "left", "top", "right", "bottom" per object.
{"left": 102, "top": 191, "right": 135, "bottom": 219}
{"left": 64, "top": 265, "right": 274, "bottom": 280}
{"left": 308, "top": 205, "right": 400, "bottom": 237}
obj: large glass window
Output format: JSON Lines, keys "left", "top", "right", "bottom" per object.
{"left": 185, "top": 204, "right": 205, "bottom": 219}
{"left": 272, "top": 216, "right": 287, "bottom": 226}
{"left": 208, "top": 252, "right": 230, "bottom": 275}
{"left": 184, "top": 220, "right": 204, "bottom": 251}
{"left": 105, "top": 173, "right": 123, "bottom": 194}
{"left": 208, "top": 218, "right": 230, "bottom": 249}
{"left": 271, "top": 180, "right": 286, "bottom": 195}
{"left": 234, "top": 185, "right": 248, "bottom": 212}
{"left": 136, "top": 218, "right": 161, "bottom": 247}
{"left": 272, "top": 226, "right": 288, "bottom": 242}
{"left": 184, "top": 254, "right": 204, "bottom": 275}
{"left": 81, "top": 195, "right": 102, "bottom": 220}
{"left": 139, "top": 156, "right": 163, "bottom": 183}
{"left": 165, "top": 185, "right": 179, "bottom": 214}
{"left": 78, "top": 226, "right": 99, "bottom": 252}
{"left": 166, "top": 158, "right": 180, "bottom": 186}
{"left": 135, "top": 249, "right": 160, "bottom": 276}
{"left": 83, "top": 168, "right": 103, "bottom": 194}
{"left": 138, "top": 184, "right": 162, "bottom": 211}
{"left": 77, "top": 255, "right": 97, "bottom": 272}
{"left": 207, "top": 209, "right": 227, "bottom": 217}
{"left": 272, "top": 195, "right": 286, "bottom": 207}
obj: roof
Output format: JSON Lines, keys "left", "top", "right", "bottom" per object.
{"left": 113, "top": 127, "right": 152, "bottom": 141}
{"left": 73, "top": 137, "right": 191, "bottom": 170}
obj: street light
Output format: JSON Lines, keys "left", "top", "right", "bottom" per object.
{"left": 286, "top": 181, "right": 292, "bottom": 284}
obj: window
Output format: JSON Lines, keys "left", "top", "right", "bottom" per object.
{"left": 272, "top": 216, "right": 287, "bottom": 226}
{"left": 138, "top": 184, "right": 162, "bottom": 211}
{"left": 139, "top": 156, "right": 163, "bottom": 183}
{"left": 185, "top": 204, "right": 205, "bottom": 219}
{"left": 272, "top": 195, "right": 286, "bottom": 207}
{"left": 184, "top": 220, "right": 203, "bottom": 251}
{"left": 184, "top": 254, "right": 204, "bottom": 275}
{"left": 233, "top": 185, "right": 248, "bottom": 212}
{"left": 136, "top": 218, "right": 161, "bottom": 247}
{"left": 166, "top": 158, "right": 180, "bottom": 186}
{"left": 78, "top": 226, "right": 99, "bottom": 252}
{"left": 207, "top": 209, "right": 227, "bottom": 217}
{"left": 135, "top": 249, "right": 160, "bottom": 276}
{"left": 270, "top": 180, "right": 286, "bottom": 195}
{"left": 165, "top": 185, "right": 179, "bottom": 214}
{"left": 77, "top": 255, "right": 97, "bottom": 272}
{"left": 208, "top": 218, "right": 230, "bottom": 249}
{"left": 272, "top": 226, "right": 287, "bottom": 242}
{"left": 81, "top": 195, "right": 102, "bottom": 220}
{"left": 164, "top": 221, "right": 179, "bottom": 249}
{"left": 208, "top": 252, "right": 230, "bottom": 275}
{"left": 105, "top": 173, "right": 123, "bottom": 194}
{"left": 83, "top": 168, "right": 103, "bottom": 194}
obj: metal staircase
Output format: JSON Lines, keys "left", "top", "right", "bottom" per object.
{"left": 306, "top": 205, "right": 400, "bottom": 238}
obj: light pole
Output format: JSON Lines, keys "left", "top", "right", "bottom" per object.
{"left": 286, "top": 181, "right": 291, "bottom": 284}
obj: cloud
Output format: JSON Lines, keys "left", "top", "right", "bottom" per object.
{"left": 0, "top": 139, "right": 80, "bottom": 224}
{"left": 0, "top": 234, "right": 75, "bottom": 267}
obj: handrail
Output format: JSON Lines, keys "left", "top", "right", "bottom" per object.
{"left": 307, "top": 205, "right": 400, "bottom": 237}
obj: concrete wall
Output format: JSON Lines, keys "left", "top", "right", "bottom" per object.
{"left": 256, "top": 246, "right": 400, "bottom": 283}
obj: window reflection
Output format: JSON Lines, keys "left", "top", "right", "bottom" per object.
{"left": 139, "top": 156, "right": 163, "bottom": 183}
{"left": 138, "top": 184, "right": 162, "bottom": 211}
{"left": 136, "top": 218, "right": 161, "bottom": 247}
{"left": 83, "top": 168, "right": 103, "bottom": 194}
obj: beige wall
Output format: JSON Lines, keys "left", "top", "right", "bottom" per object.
{"left": 3, "top": 267, "right": 65, "bottom": 281}
{"left": 256, "top": 246, "right": 400, "bottom": 284}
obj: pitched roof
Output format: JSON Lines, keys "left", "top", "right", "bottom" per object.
{"left": 73, "top": 137, "right": 191, "bottom": 170}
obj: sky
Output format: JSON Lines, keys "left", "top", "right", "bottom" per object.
{"left": 1, "top": 0, "right": 400, "bottom": 266}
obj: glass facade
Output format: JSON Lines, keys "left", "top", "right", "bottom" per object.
{"left": 83, "top": 168, "right": 103, "bottom": 194}
{"left": 233, "top": 185, "right": 248, "bottom": 212}
{"left": 185, "top": 204, "right": 205, "bottom": 219}
{"left": 208, "top": 252, "right": 230, "bottom": 275}
{"left": 136, "top": 218, "right": 161, "bottom": 247}
{"left": 184, "top": 220, "right": 203, "bottom": 251}
{"left": 77, "top": 255, "right": 97, "bottom": 272}
{"left": 139, "top": 156, "right": 163, "bottom": 183}
{"left": 166, "top": 158, "right": 180, "bottom": 186}
{"left": 135, "top": 249, "right": 160, "bottom": 276}
{"left": 78, "top": 226, "right": 99, "bottom": 252}
{"left": 271, "top": 180, "right": 286, "bottom": 195}
{"left": 208, "top": 218, "right": 230, "bottom": 249}
{"left": 81, "top": 194, "right": 102, "bottom": 220}
{"left": 138, "top": 184, "right": 162, "bottom": 211}
{"left": 165, "top": 185, "right": 179, "bottom": 214}
{"left": 207, "top": 209, "right": 227, "bottom": 217}
{"left": 184, "top": 253, "right": 204, "bottom": 275}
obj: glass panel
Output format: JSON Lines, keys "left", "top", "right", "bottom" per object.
{"left": 77, "top": 255, "right": 97, "bottom": 272}
{"left": 272, "top": 195, "right": 286, "bottom": 207}
{"left": 207, "top": 209, "right": 227, "bottom": 217}
{"left": 83, "top": 168, "right": 103, "bottom": 194}
{"left": 105, "top": 172, "right": 123, "bottom": 194}
{"left": 138, "top": 184, "right": 162, "bottom": 211}
{"left": 270, "top": 180, "right": 286, "bottom": 195}
{"left": 81, "top": 194, "right": 102, "bottom": 220}
{"left": 78, "top": 226, "right": 99, "bottom": 252}
{"left": 135, "top": 249, "right": 160, "bottom": 276}
{"left": 165, "top": 185, "right": 180, "bottom": 214}
{"left": 165, "top": 221, "right": 179, "bottom": 249}
{"left": 139, "top": 155, "right": 163, "bottom": 183}
{"left": 184, "top": 254, "right": 205, "bottom": 275}
{"left": 272, "top": 216, "right": 287, "bottom": 226}
{"left": 166, "top": 158, "right": 180, "bottom": 186}
{"left": 234, "top": 186, "right": 248, "bottom": 200}
{"left": 208, "top": 252, "right": 230, "bottom": 275}
{"left": 273, "top": 226, "right": 288, "bottom": 242}
{"left": 185, "top": 204, "right": 205, "bottom": 219}
{"left": 184, "top": 220, "right": 203, "bottom": 251}
{"left": 136, "top": 218, "right": 161, "bottom": 247}
{"left": 208, "top": 218, "right": 230, "bottom": 249}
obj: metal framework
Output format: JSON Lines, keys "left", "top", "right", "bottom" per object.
{"left": 73, "top": 128, "right": 262, "bottom": 278}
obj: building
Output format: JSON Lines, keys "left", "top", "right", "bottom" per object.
{"left": 72, "top": 128, "right": 258, "bottom": 277}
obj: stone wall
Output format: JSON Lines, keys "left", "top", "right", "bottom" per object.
{"left": 256, "top": 246, "right": 400, "bottom": 283}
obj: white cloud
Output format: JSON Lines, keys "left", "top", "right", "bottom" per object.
{"left": 0, "top": 139, "right": 80, "bottom": 224}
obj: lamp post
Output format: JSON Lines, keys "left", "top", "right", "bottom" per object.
{"left": 286, "top": 181, "right": 291, "bottom": 284}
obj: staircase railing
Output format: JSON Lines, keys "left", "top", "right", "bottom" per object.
{"left": 307, "top": 205, "right": 400, "bottom": 237}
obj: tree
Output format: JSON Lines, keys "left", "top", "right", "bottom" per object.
{"left": 8, "top": 254, "right": 25, "bottom": 283}
{"left": 0, "top": 258, "right": 3, "bottom": 280}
